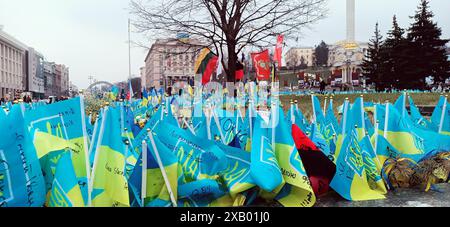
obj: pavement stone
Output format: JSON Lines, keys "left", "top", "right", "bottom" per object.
{"left": 315, "top": 184, "right": 450, "bottom": 207}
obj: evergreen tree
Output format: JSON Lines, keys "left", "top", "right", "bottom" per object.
{"left": 379, "top": 15, "right": 408, "bottom": 89}
{"left": 315, "top": 41, "right": 329, "bottom": 67}
{"left": 362, "top": 23, "right": 384, "bottom": 91}
{"left": 405, "top": 0, "right": 450, "bottom": 89}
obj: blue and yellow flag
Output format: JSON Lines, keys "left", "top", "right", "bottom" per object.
{"left": 128, "top": 134, "right": 180, "bottom": 207}
{"left": 217, "top": 143, "right": 255, "bottom": 201}
{"left": 408, "top": 95, "right": 435, "bottom": 130}
{"left": 330, "top": 129, "right": 386, "bottom": 201}
{"left": 376, "top": 103, "right": 450, "bottom": 162}
{"left": 177, "top": 179, "right": 228, "bottom": 207}
{"left": 273, "top": 107, "right": 316, "bottom": 207}
{"left": 0, "top": 104, "right": 46, "bottom": 207}
{"left": 131, "top": 106, "right": 163, "bottom": 157}
{"left": 47, "top": 151, "right": 85, "bottom": 207}
{"left": 209, "top": 109, "right": 237, "bottom": 145}
{"left": 359, "top": 135, "right": 387, "bottom": 195}
{"left": 25, "top": 97, "right": 90, "bottom": 203}
{"left": 311, "top": 95, "right": 326, "bottom": 125}
{"left": 90, "top": 106, "right": 130, "bottom": 207}
{"left": 431, "top": 96, "right": 449, "bottom": 135}
{"left": 156, "top": 123, "right": 228, "bottom": 182}
{"left": 309, "top": 122, "right": 332, "bottom": 158}
{"left": 250, "top": 115, "right": 283, "bottom": 193}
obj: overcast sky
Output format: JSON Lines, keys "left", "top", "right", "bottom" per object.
{"left": 0, "top": 0, "right": 449, "bottom": 89}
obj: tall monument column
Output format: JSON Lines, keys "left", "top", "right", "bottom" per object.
{"left": 346, "top": 0, "right": 355, "bottom": 42}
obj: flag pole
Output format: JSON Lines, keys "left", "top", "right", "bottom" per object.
{"left": 290, "top": 100, "right": 295, "bottom": 125}
{"left": 360, "top": 95, "right": 365, "bottom": 133}
{"left": 384, "top": 101, "right": 389, "bottom": 139}
{"left": 128, "top": 18, "right": 132, "bottom": 81}
{"left": 141, "top": 140, "right": 147, "bottom": 207}
{"left": 147, "top": 131, "right": 178, "bottom": 207}
{"left": 311, "top": 95, "right": 317, "bottom": 124}
{"left": 212, "top": 108, "right": 226, "bottom": 144}
{"left": 88, "top": 107, "right": 109, "bottom": 207}
{"left": 438, "top": 95, "right": 447, "bottom": 134}
{"left": 342, "top": 98, "right": 349, "bottom": 137}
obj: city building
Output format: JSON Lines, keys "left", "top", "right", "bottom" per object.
{"left": 43, "top": 61, "right": 55, "bottom": 98}
{"left": 327, "top": 0, "right": 369, "bottom": 87}
{"left": 140, "top": 66, "right": 146, "bottom": 89}
{"left": 25, "top": 47, "right": 45, "bottom": 99}
{"left": 285, "top": 47, "right": 315, "bottom": 68}
{"left": 60, "top": 64, "right": 70, "bottom": 96}
{"left": 69, "top": 81, "right": 79, "bottom": 97}
{"left": 0, "top": 27, "right": 69, "bottom": 99}
{"left": 0, "top": 26, "right": 27, "bottom": 100}
{"left": 328, "top": 41, "right": 368, "bottom": 86}
{"left": 144, "top": 37, "right": 204, "bottom": 89}
{"left": 54, "top": 64, "right": 62, "bottom": 97}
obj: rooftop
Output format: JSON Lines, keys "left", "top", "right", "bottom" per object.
{"left": 0, "top": 27, "right": 28, "bottom": 51}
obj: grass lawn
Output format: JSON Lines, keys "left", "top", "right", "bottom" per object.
{"left": 279, "top": 92, "right": 449, "bottom": 121}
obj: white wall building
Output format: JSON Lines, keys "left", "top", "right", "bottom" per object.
{"left": 285, "top": 47, "right": 315, "bottom": 68}
{"left": 328, "top": 0, "right": 369, "bottom": 86}
{"left": 144, "top": 38, "right": 204, "bottom": 89}
{"left": 26, "top": 47, "right": 45, "bottom": 97}
{"left": 0, "top": 27, "right": 27, "bottom": 100}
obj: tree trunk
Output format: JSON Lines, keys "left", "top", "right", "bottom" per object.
{"left": 226, "top": 43, "right": 237, "bottom": 83}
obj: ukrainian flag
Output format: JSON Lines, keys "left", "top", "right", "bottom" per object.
{"left": 128, "top": 134, "right": 180, "bottom": 207}
{"left": 47, "top": 151, "right": 85, "bottom": 207}
{"left": 25, "top": 97, "right": 91, "bottom": 204}
{"left": 156, "top": 122, "right": 228, "bottom": 181}
{"left": 273, "top": 106, "right": 316, "bottom": 207}
{"left": 431, "top": 95, "right": 449, "bottom": 135}
{"left": 250, "top": 115, "right": 283, "bottom": 193}
{"left": 217, "top": 143, "right": 255, "bottom": 202}
{"left": 90, "top": 106, "right": 130, "bottom": 207}
{"left": 0, "top": 104, "right": 46, "bottom": 207}
{"left": 408, "top": 95, "right": 435, "bottom": 130}
{"left": 330, "top": 130, "right": 386, "bottom": 201}
{"left": 375, "top": 103, "right": 450, "bottom": 162}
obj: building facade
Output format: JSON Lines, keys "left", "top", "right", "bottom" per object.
{"left": 60, "top": 65, "right": 69, "bottom": 96}
{"left": 26, "top": 47, "right": 45, "bottom": 98}
{"left": 328, "top": 0, "right": 369, "bottom": 87}
{"left": 0, "top": 27, "right": 69, "bottom": 100}
{"left": 285, "top": 47, "right": 315, "bottom": 68}
{"left": 328, "top": 41, "right": 368, "bottom": 86}
{"left": 140, "top": 66, "right": 146, "bottom": 89}
{"left": 0, "top": 28, "right": 27, "bottom": 100}
{"left": 54, "top": 64, "right": 62, "bottom": 97}
{"left": 69, "top": 81, "right": 79, "bottom": 97}
{"left": 144, "top": 38, "right": 204, "bottom": 89}
{"left": 43, "top": 61, "right": 55, "bottom": 98}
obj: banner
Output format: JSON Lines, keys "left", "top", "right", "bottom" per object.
{"left": 194, "top": 48, "right": 219, "bottom": 85}
{"left": 251, "top": 50, "right": 271, "bottom": 81}
{"left": 274, "top": 34, "right": 284, "bottom": 69}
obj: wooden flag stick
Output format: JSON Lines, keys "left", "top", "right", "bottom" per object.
{"left": 384, "top": 101, "right": 390, "bottom": 139}
{"left": 147, "top": 132, "right": 177, "bottom": 207}
{"left": 438, "top": 95, "right": 447, "bottom": 134}
{"left": 141, "top": 140, "right": 147, "bottom": 207}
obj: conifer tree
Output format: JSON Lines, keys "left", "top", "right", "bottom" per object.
{"left": 380, "top": 15, "right": 407, "bottom": 89}
{"left": 405, "top": 0, "right": 450, "bottom": 88}
{"left": 362, "top": 23, "right": 384, "bottom": 91}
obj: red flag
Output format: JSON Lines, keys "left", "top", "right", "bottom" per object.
{"left": 292, "top": 124, "right": 336, "bottom": 196}
{"left": 201, "top": 55, "right": 219, "bottom": 85}
{"left": 251, "top": 50, "right": 271, "bottom": 81}
{"left": 274, "top": 34, "right": 284, "bottom": 69}
{"left": 235, "top": 61, "right": 244, "bottom": 81}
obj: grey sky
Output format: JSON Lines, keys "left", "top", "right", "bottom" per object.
{"left": 1, "top": 0, "right": 449, "bottom": 89}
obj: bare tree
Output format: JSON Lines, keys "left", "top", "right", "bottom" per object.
{"left": 130, "top": 0, "right": 327, "bottom": 82}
